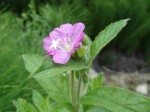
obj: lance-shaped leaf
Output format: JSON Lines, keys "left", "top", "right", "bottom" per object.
{"left": 22, "top": 54, "right": 55, "bottom": 76}
{"left": 81, "top": 87, "right": 150, "bottom": 112}
{"left": 22, "top": 54, "right": 44, "bottom": 75}
{"left": 89, "top": 73, "right": 103, "bottom": 90}
{"left": 90, "top": 19, "right": 129, "bottom": 64}
{"left": 16, "top": 99, "right": 38, "bottom": 112}
{"left": 87, "top": 106, "right": 111, "bottom": 112}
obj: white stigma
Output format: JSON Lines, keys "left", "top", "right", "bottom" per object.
{"left": 49, "top": 39, "right": 61, "bottom": 49}
{"left": 49, "top": 38, "right": 72, "bottom": 51}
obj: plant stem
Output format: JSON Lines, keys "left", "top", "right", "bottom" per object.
{"left": 70, "top": 71, "right": 83, "bottom": 112}
{"left": 77, "top": 74, "right": 82, "bottom": 100}
{"left": 70, "top": 70, "right": 75, "bottom": 106}
{"left": 76, "top": 74, "right": 83, "bottom": 112}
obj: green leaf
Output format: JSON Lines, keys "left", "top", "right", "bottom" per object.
{"left": 34, "top": 73, "right": 70, "bottom": 103}
{"left": 87, "top": 106, "right": 111, "bottom": 112}
{"left": 32, "top": 90, "right": 62, "bottom": 112}
{"left": 32, "top": 90, "right": 44, "bottom": 111}
{"left": 34, "top": 59, "right": 88, "bottom": 79}
{"left": 16, "top": 99, "right": 37, "bottom": 112}
{"left": 83, "top": 34, "right": 92, "bottom": 46}
{"left": 90, "top": 19, "right": 129, "bottom": 64}
{"left": 34, "top": 74, "right": 73, "bottom": 111}
{"left": 32, "top": 90, "right": 47, "bottom": 112}
{"left": 57, "top": 107, "right": 71, "bottom": 112}
{"left": 81, "top": 87, "right": 150, "bottom": 112}
{"left": 77, "top": 45, "right": 88, "bottom": 58}
{"left": 33, "top": 58, "right": 87, "bottom": 110}
{"left": 90, "top": 73, "right": 103, "bottom": 90}
{"left": 22, "top": 54, "right": 44, "bottom": 75}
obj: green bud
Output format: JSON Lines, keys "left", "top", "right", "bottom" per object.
{"left": 83, "top": 34, "right": 92, "bottom": 46}
{"left": 77, "top": 45, "right": 87, "bottom": 58}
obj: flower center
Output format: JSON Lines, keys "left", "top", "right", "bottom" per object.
{"left": 49, "top": 39, "right": 61, "bottom": 49}
{"left": 49, "top": 39, "right": 72, "bottom": 52}
{"left": 64, "top": 44, "right": 71, "bottom": 51}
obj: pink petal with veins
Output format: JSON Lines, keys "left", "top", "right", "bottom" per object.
{"left": 53, "top": 51, "right": 71, "bottom": 64}
{"left": 60, "top": 23, "right": 73, "bottom": 34}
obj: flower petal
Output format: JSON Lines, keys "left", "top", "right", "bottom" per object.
{"left": 43, "top": 37, "right": 51, "bottom": 51}
{"left": 71, "top": 22, "right": 85, "bottom": 44}
{"left": 49, "top": 28, "right": 65, "bottom": 39}
{"left": 73, "top": 42, "right": 82, "bottom": 49}
{"left": 43, "top": 37, "right": 58, "bottom": 56}
{"left": 74, "top": 32, "right": 84, "bottom": 47}
{"left": 46, "top": 50, "right": 56, "bottom": 56}
{"left": 74, "top": 22, "right": 85, "bottom": 32}
{"left": 53, "top": 51, "right": 71, "bottom": 64}
{"left": 60, "top": 23, "right": 73, "bottom": 34}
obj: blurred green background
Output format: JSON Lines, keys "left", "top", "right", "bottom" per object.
{"left": 0, "top": 0, "right": 150, "bottom": 111}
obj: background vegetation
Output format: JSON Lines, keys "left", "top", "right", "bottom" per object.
{"left": 0, "top": 0, "right": 150, "bottom": 111}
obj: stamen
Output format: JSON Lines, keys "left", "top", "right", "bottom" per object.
{"left": 49, "top": 39, "right": 61, "bottom": 49}
{"left": 49, "top": 38, "right": 72, "bottom": 51}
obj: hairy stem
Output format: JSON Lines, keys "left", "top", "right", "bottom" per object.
{"left": 70, "top": 70, "right": 75, "bottom": 106}
{"left": 76, "top": 74, "right": 83, "bottom": 112}
{"left": 70, "top": 70, "right": 83, "bottom": 112}
{"left": 77, "top": 74, "right": 83, "bottom": 100}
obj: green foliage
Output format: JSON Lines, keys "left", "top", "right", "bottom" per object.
{"left": 89, "top": 73, "right": 103, "bottom": 91}
{"left": 33, "top": 57, "right": 88, "bottom": 108}
{"left": 22, "top": 54, "right": 44, "bottom": 75}
{"left": 34, "top": 73, "right": 71, "bottom": 106}
{"left": 0, "top": 12, "right": 22, "bottom": 111}
{"left": 87, "top": 106, "right": 111, "bottom": 112}
{"left": 81, "top": 87, "right": 150, "bottom": 112}
{"left": 0, "top": 12, "right": 43, "bottom": 112}
{"left": 16, "top": 90, "right": 71, "bottom": 112}
{"left": 32, "top": 90, "right": 50, "bottom": 112}
{"left": 16, "top": 99, "right": 38, "bottom": 112}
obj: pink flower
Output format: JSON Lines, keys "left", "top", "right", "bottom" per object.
{"left": 43, "top": 22, "right": 85, "bottom": 64}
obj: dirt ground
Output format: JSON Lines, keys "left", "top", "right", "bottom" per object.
{"left": 92, "top": 50, "right": 150, "bottom": 96}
